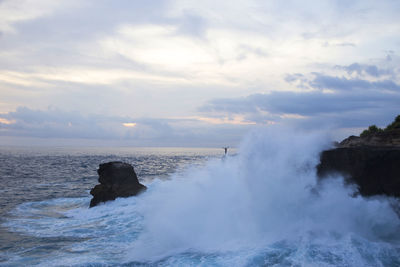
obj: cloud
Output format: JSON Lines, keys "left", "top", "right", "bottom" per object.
{"left": 0, "top": 106, "right": 120, "bottom": 139}
{"left": 0, "top": 106, "right": 249, "bottom": 147}
{"left": 199, "top": 68, "right": 400, "bottom": 129}
{"left": 0, "top": 106, "right": 182, "bottom": 142}
{"left": 336, "top": 42, "right": 356, "bottom": 47}
{"left": 1, "top": 1, "right": 400, "bottom": 146}
{"left": 335, "top": 63, "right": 393, "bottom": 77}
{"left": 310, "top": 73, "right": 400, "bottom": 91}
{"left": 201, "top": 90, "right": 400, "bottom": 117}
{"left": 0, "top": 0, "right": 80, "bottom": 34}
{"left": 322, "top": 41, "right": 356, "bottom": 47}
{"left": 176, "top": 11, "right": 207, "bottom": 37}
{"left": 284, "top": 71, "right": 400, "bottom": 92}
{"left": 122, "top": 122, "right": 137, "bottom": 128}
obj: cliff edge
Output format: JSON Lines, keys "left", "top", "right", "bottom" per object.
{"left": 317, "top": 116, "right": 400, "bottom": 198}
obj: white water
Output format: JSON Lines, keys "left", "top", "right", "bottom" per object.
{"left": 3, "top": 127, "right": 400, "bottom": 266}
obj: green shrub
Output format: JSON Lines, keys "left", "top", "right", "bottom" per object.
{"left": 359, "top": 115, "right": 400, "bottom": 137}
{"left": 385, "top": 115, "right": 400, "bottom": 131}
{"left": 360, "top": 125, "right": 383, "bottom": 137}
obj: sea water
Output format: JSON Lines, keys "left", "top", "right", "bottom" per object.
{"left": 0, "top": 128, "right": 399, "bottom": 266}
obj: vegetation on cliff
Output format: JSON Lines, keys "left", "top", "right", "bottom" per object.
{"left": 360, "top": 115, "right": 400, "bottom": 137}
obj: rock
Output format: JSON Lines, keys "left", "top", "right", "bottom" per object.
{"left": 89, "top": 161, "right": 146, "bottom": 207}
{"left": 317, "top": 146, "right": 400, "bottom": 197}
{"left": 317, "top": 126, "right": 400, "bottom": 198}
{"left": 339, "top": 129, "right": 400, "bottom": 148}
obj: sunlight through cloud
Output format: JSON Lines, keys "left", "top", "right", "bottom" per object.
{"left": 122, "top": 122, "right": 137, "bottom": 128}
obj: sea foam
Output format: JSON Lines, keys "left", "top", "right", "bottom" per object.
{"left": 3, "top": 127, "right": 400, "bottom": 266}
{"left": 124, "top": 127, "right": 400, "bottom": 265}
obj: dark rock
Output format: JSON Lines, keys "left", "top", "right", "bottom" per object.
{"left": 89, "top": 161, "right": 146, "bottom": 207}
{"left": 339, "top": 129, "right": 400, "bottom": 148}
{"left": 317, "top": 146, "right": 400, "bottom": 197}
{"left": 317, "top": 125, "right": 400, "bottom": 198}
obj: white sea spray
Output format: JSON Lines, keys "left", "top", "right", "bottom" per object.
{"left": 124, "top": 126, "right": 400, "bottom": 265}
{"left": 3, "top": 126, "right": 400, "bottom": 266}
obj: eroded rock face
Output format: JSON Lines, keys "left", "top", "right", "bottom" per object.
{"left": 339, "top": 129, "right": 400, "bottom": 148}
{"left": 90, "top": 161, "right": 146, "bottom": 207}
{"left": 317, "top": 147, "right": 400, "bottom": 197}
{"left": 317, "top": 128, "right": 400, "bottom": 198}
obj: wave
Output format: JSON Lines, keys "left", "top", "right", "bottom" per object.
{"left": 3, "top": 127, "right": 400, "bottom": 266}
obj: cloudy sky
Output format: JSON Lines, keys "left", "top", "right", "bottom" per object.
{"left": 0, "top": 0, "right": 399, "bottom": 147}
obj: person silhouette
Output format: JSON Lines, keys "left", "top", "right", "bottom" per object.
{"left": 223, "top": 147, "right": 229, "bottom": 155}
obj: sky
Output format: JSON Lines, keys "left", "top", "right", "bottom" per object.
{"left": 0, "top": 0, "right": 399, "bottom": 147}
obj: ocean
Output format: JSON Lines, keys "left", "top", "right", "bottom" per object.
{"left": 1, "top": 129, "right": 399, "bottom": 266}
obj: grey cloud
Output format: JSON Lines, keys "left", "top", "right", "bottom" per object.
{"left": 1, "top": 107, "right": 121, "bottom": 139}
{"left": 309, "top": 73, "right": 400, "bottom": 91}
{"left": 235, "top": 44, "right": 268, "bottom": 61}
{"left": 201, "top": 90, "right": 400, "bottom": 117}
{"left": 336, "top": 42, "right": 356, "bottom": 47}
{"left": 199, "top": 72, "right": 400, "bottom": 129}
{"left": 284, "top": 73, "right": 305, "bottom": 83}
{"left": 322, "top": 42, "right": 356, "bottom": 47}
{"left": 284, "top": 73, "right": 310, "bottom": 89}
{"left": 198, "top": 97, "right": 256, "bottom": 114}
{"left": 0, "top": 107, "right": 247, "bottom": 147}
{"left": 0, "top": 106, "right": 188, "bottom": 141}
{"left": 336, "top": 63, "right": 393, "bottom": 77}
{"left": 201, "top": 92, "right": 400, "bottom": 129}
{"left": 284, "top": 72, "right": 400, "bottom": 91}
{"left": 6, "top": 0, "right": 169, "bottom": 39}
{"left": 176, "top": 11, "right": 207, "bottom": 38}
{"left": 0, "top": 0, "right": 176, "bottom": 72}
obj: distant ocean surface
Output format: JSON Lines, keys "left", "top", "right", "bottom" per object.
{"left": 1, "top": 129, "right": 400, "bottom": 266}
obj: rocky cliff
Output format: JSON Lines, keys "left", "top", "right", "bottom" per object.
{"left": 317, "top": 128, "right": 400, "bottom": 198}
{"left": 339, "top": 129, "right": 400, "bottom": 148}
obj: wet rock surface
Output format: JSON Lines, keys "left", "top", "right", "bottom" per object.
{"left": 317, "top": 126, "right": 400, "bottom": 198}
{"left": 317, "top": 146, "right": 400, "bottom": 197}
{"left": 90, "top": 161, "right": 146, "bottom": 207}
